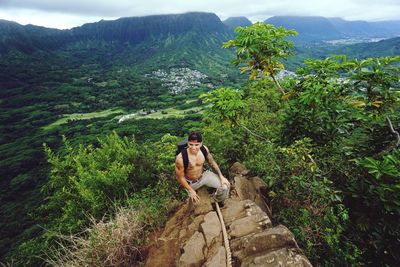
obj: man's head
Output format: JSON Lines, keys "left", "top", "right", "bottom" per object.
{"left": 187, "top": 132, "right": 202, "bottom": 154}
{"left": 188, "top": 132, "right": 202, "bottom": 143}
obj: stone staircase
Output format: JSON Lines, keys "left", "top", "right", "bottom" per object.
{"left": 144, "top": 163, "right": 312, "bottom": 267}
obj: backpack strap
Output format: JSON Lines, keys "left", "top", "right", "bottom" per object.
{"left": 200, "top": 146, "right": 208, "bottom": 159}
{"left": 182, "top": 148, "right": 189, "bottom": 172}
{"left": 182, "top": 146, "right": 209, "bottom": 173}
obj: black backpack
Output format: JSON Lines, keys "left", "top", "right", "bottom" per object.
{"left": 176, "top": 139, "right": 208, "bottom": 172}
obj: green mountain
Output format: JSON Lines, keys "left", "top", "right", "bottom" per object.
{"left": 265, "top": 16, "right": 342, "bottom": 42}
{"left": 0, "top": 12, "right": 242, "bottom": 262}
{"left": 369, "top": 20, "right": 400, "bottom": 36}
{"left": 72, "top": 12, "right": 228, "bottom": 42}
{"left": 265, "top": 16, "right": 400, "bottom": 43}
{"left": 331, "top": 36, "right": 400, "bottom": 58}
{"left": 328, "top": 17, "right": 379, "bottom": 37}
{"left": 1, "top": 12, "right": 231, "bottom": 53}
{"left": 0, "top": 12, "right": 240, "bottom": 102}
{"left": 0, "top": 20, "right": 69, "bottom": 53}
{"left": 285, "top": 36, "right": 400, "bottom": 70}
{"left": 1, "top": 11, "right": 399, "bottom": 263}
{"left": 223, "top": 16, "right": 252, "bottom": 30}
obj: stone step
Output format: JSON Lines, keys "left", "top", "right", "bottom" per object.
{"left": 231, "top": 225, "right": 297, "bottom": 260}
{"left": 240, "top": 248, "right": 312, "bottom": 267}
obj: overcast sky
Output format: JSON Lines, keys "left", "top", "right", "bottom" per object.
{"left": 1, "top": 0, "right": 399, "bottom": 29}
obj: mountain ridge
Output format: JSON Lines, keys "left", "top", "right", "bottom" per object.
{"left": 223, "top": 16, "right": 252, "bottom": 29}
{"left": 0, "top": 12, "right": 232, "bottom": 54}
{"left": 2, "top": 13, "right": 399, "bottom": 52}
{"left": 0, "top": 12, "right": 240, "bottom": 262}
{"left": 1, "top": 11, "right": 399, "bottom": 264}
{"left": 71, "top": 12, "right": 229, "bottom": 43}
{"left": 264, "top": 15, "right": 400, "bottom": 42}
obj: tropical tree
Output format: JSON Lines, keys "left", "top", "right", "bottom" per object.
{"left": 222, "top": 22, "right": 297, "bottom": 94}
{"left": 206, "top": 38, "right": 400, "bottom": 264}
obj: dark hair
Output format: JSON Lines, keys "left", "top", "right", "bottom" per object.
{"left": 188, "top": 132, "right": 202, "bottom": 142}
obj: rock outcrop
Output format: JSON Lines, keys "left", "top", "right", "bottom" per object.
{"left": 144, "top": 163, "right": 312, "bottom": 266}
{"left": 145, "top": 188, "right": 222, "bottom": 267}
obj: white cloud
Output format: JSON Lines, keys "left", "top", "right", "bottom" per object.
{"left": 0, "top": 0, "right": 399, "bottom": 29}
{"left": 0, "top": 8, "right": 110, "bottom": 29}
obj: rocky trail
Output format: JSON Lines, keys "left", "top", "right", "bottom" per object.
{"left": 144, "top": 163, "right": 312, "bottom": 267}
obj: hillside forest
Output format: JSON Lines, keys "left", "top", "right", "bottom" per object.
{"left": 0, "top": 13, "right": 399, "bottom": 266}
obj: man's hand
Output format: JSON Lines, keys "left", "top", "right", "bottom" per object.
{"left": 220, "top": 176, "right": 231, "bottom": 188}
{"left": 188, "top": 189, "right": 200, "bottom": 203}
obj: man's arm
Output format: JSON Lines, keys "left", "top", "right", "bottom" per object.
{"left": 204, "top": 146, "right": 230, "bottom": 187}
{"left": 175, "top": 154, "right": 200, "bottom": 203}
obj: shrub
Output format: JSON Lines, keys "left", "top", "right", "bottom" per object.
{"left": 46, "top": 175, "right": 179, "bottom": 267}
{"left": 46, "top": 207, "right": 143, "bottom": 267}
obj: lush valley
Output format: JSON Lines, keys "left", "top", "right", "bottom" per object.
{"left": 284, "top": 36, "right": 400, "bottom": 70}
{"left": 0, "top": 12, "right": 399, "bottom": 266}
{"left": 0, "top": 12, "right": 242, "bottom": 263}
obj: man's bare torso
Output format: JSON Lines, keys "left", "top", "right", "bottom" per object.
{"left": 186, "top": 149, "right": 206, "bottom": 180}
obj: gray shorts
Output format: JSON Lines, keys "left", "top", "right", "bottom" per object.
{"left": 186, "top": 170, "right": 229, "bottom": 202}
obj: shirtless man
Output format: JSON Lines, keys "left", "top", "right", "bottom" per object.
{"left": 175, "top": 132, "right": 230, "bottom": 203}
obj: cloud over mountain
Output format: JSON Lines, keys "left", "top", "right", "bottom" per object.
{"left": 0, "top": 0, "right": 399, "bottom": 29}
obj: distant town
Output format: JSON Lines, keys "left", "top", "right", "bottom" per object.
{"left": 146, "top": 68, "right": 213, "bottom": 93}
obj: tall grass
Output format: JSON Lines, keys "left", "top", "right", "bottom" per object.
{"left": 46, "top": 177, "right": 181, "bottom": 267}
{"left": 47, "top": 207, "right": 143, "bottom": 267}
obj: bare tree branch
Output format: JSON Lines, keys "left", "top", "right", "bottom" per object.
{"left": 241, "top": 124, "right": 267, "bottom": 140}
{"left": 237, "top": 121, "right": 270, "bottom": 142}
{"left": 271, "top": 73, "right": 286, "bottom": 95}
{"left": 387, "top": 116, "right": 400, "bottom": 147}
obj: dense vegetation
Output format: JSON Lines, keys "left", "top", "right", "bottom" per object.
{"left": 287, "top": 37, "right": 400, "bottom": 70}
{"left": 1, "top": 14, "right": 399, "bottom": 265}
{"left": 201, "top": 24, "right": 400, "bottom": 266}
{"left": 0, "top": 13, "right": 241, "bottom": 263}
{"left": 9, "top": 132, "right": 183, "bottom": 266}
